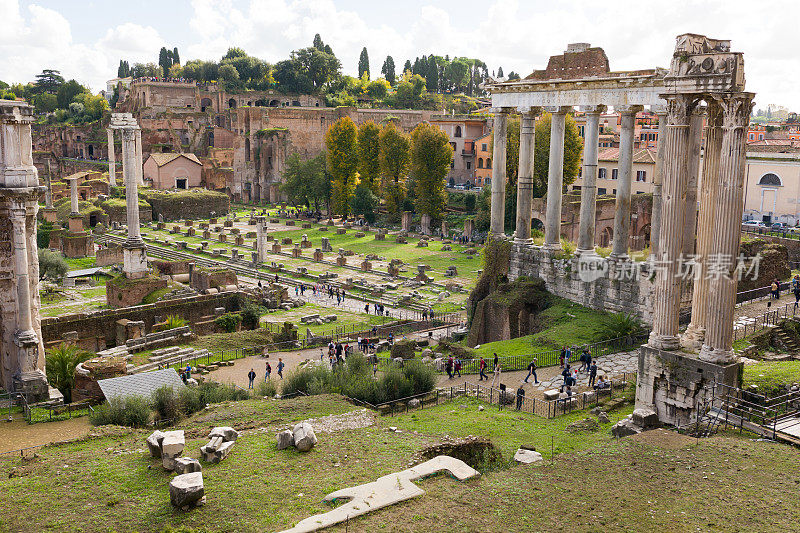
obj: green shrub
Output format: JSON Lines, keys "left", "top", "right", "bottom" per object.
{"left": 37, "top": 221, "right": 54, "bottom": 249}
{"left": 38, "top": 249, "right": 68, "bottom": 280}
{"left": 465, "top": 194, "right": 476, "bottom": 213}
{"left": 596, "top": 312, "right": 646, "bottom": 341}
{"left": 240, "top": 303, "right": 265, "bottom": 330}
{"left": 215, "top": 312, "right": 241, "bottom": 333}
{"left": 89, "top": 396, "right": 151, "bottom": 427}
{"left": 45, "top": 343, "right": 91, "bottom": 403}
{"left": 255, "top": 380, "right": 277, "bottom": 397}
{"left": 177, "top": 386, "right": 205, "bottom": 415}
{"left": 152, "top": 385, "right": 180, "bottom": 423}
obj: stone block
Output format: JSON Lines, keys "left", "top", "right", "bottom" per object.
{"left": 146, "top": 430, "right": 165, "bottom": 458}
{"left": 276, "top": 430, "right": 294, "bottom": 450}
{"left": 201, "top": 440, "right": 235, "bottom": 463}
{"left": 514, "top": 448, "right": 543, "bottom": 464}
{"left": 174, "top": 457, "right": 202, "bottom": 474}
{"left": 543, "top": 389, "right": 560, "bottom": 401}
{"left": 361, "top": 260, "right": 372, "bottom": 272}
{"left": 375, "top": 233, "right": 385, "bottom": 241}
{"left": 336, "top": 228, "right": 346, "bottom": 235}
{"left": 292, "top": 422, "right": 318, "bottom": 452}
{"left": 208, "top": 426, "right": 239, "bottom": 441}
{"left": 313, "top": 249, "right": 324, "bottom": 261}
{"left": 272, "top": 244, "right": 282, "bottom": 254}
{"left": 169, "top": 472, "right": 204, "bottom": 509}
{"left": 611, "top": 418, "right": 642, "bottom": 438}
{"left": 631, "top": 408, "right": 659, "bottom": 429}
{"left": 302, "top": 222, "right": 312, "bottom": 229}
{"left": 218, "top": 233, "right": 227, "bottom": 243}
{"left": 336, "top": 256, "right": 347, "bottom": 266}
{"left": 286, "top": 220, "right": 295, "bottom": 226}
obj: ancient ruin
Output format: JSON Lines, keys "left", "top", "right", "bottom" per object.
{"left": 0, "top": 100, "right": 51, "bottom": 401}
{"left": 486, "top": 35, "right": 754, "bottom": 425}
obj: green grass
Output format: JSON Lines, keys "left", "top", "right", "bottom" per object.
{"left": 742, "top": 360, "right": 800, "bottom": 394}
{"left": 28, "top": 405, "right": 93, "bottom": 424}
{"left": 64, "top": 257, "right": 97, "bottom": 270}
{"left": 469, "top": 298, "right": 610, "bottom": 359}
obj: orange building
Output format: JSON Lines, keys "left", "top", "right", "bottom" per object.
{"left": 473, "top": 132, "right": 492, "bottom": 187}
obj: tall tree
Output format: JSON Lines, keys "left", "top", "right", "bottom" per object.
{"left": 313, "top": 33, "right": 324, "bottom": 51}
{"left": 381, "top": 56, "right": 396, "bottom": 85}
{"left": 33, "top": 69, "right": 64, "bottom": 95}
{"left": 281, "top": 153, "right": 329, "bottom": 213}
{"left": 158, "top": 47, "right": 172, "bottom": 77}
{"left": 532, "top": 112, "right": 583, "bottom": 196}
{"left": 357, "top": 121, "right": 381, "bottom": 195}
{"left": 410, "top": 123, "right": 450, "bottom": 219}
{"left": 172, "top": 47, "right": 181, "bottom": 66}
{"left": 358, "top": 47, "right": 370, "bottom": 80}
{"left": 325, "top": 117, "right": 359, "bottom": 217}
{"left": 497, "top": 66, "right": 504, "bottom": 78}
{"left": 379, "top": 121, "right": 411, "bottom": 219}
{"left": 56, "top": 80, "right": 85, "bottom": 109}
{"left": 403, "top": 60, "right": 412, "bottom": 75}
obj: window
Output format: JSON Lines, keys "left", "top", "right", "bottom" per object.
{"left": 572, "top": 186, "right": 581, "bottom": 191}
{"left": 487, "top": 158, "right": 492, "bottom": 169}
{"left": 749, "top": 133, "right": 754, "bottom": 140}
{"left": 455, "top": 126, "right": 462, "bottom": 138}
{"left": 613, "top": 189, "right": 617, "bottom": 195}
{"left": 466, "top": 161, "right": 471, "bottom": 170}
{"left": 759, "top": 133, "right": 765, "bottom": 140}
{"left": 636, "top": 170, "right": 646, "bottom": 182}
{"left": 481, "top": 143, "right": 487, "bottom": 151}
{"left": 598, "top": 187, "right": 607, "bottom": 195}
{"left": 478, "top": 158, "right": 484, "bottom": 168}
{"left": 598, "top": 168, "right": 607, "bottom": 179}
{"left": 758, "top": 173, "right": 782, "bottom": 186}
{"left": 611, "top": 168, "right": 618, "bottom": 180}
{"left": 176, "top": 178, "right": 187, "bottom": 190}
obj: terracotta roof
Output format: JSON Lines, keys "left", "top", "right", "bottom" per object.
{"left": 746, "top": 143, "right": 800, "bottom": 154}
{"left": 597, "top": 148, "right": 656, "bottom": 164}
{"left": 64, "top": 170, "right": 97, "bottom": 180}
{"left": 148, "top": 153, "right": 202, "bottom": 167}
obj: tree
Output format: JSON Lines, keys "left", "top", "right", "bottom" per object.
{"left": 381, "top": 56, "right": 396, "bottom": 85}
{"left": 325, "top": 117, "right": 359, "bottom": 217}
{"left": 172, "top": 47, "right": 180, "bottom": 66}
{"left": 117, "top": 60, "right": 130, "bottom": 78}
{"left": 218, "top": 63, "right": 240, "bottom": 83}
{"left": 350, "top": 184, "right": 379, "bottom": 223}
{"left": 357, "top": 121, "right": 381, "bottom": 195}
{"left": 158, "top": 47, "right": 172, "bottom": 77}
{"left": 56, "top": 80, "right": 85, "bottom": 109}
{"left": 497, "top": 66, "right": 504, "bottom": 78}
{"left": 281, "top": 153, "right": 329, "bottom": 213}
{"left": 532, "top": 111, "right": 583, "bottom": 196}
{"left": 33, "top": 93, "right": 57, "bottom": 113}
{"left": 33, "top": 69, "right": 64, "bottom": 95}
{"left": 410, "top": 123, "right": 450, "bottom": 219}
{"left": 403, "top": 60, "right": 412, "bottom": 75}
{"left": 313, "top": 33, "right": 325, "bottom": 51}
{"left": 358, "top": 47, "right": 370, "bottom": 80}
{"left": 45, "top": 343, "right": 90, "bottom": 403}
{"left": 38, "top": 249, "right": 67, "bottom": 279}
{"left": 291, "top": 47, "right": 341, "bottom": 92}
{"left": 366, "top": 79, "right": 389, "bottom": 98}
{"left": 507, "top": 71, "right": 521, "bottom": 80}
{"left": 274, "top": 59, "right": 313, "bottom": 94}
{"left": 379, "top": 121, "right": 411, "bottom": 219}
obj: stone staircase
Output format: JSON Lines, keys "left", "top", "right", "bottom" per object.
{"left": 773, "top": 322, "right": 800, "bottom": 355}
{"left": 129, "top": 346, "right": 211, "bottom": 374}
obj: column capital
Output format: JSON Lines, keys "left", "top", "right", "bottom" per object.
{"left": 490, "top": 107, "right": 515, "bottom": 115}
{"left": 661, "top": 94, "right": 695, "bottom": 126}
{"left": 650, "top": 104, "right": 668, "bottom": 116}
{"left": 616, "top": 105, "right": 644, "bottom": 115}
{"left": 516, "top": 106, "right": 541, "bottom": 116}
{"left": 711, "top": 92, "right": 755, "bottom": 130}
{"left": 579, "top": 105, "right": 607, "bottom": 115}
{"left": 544, "top": 106, "right": 572, "bottom": 115}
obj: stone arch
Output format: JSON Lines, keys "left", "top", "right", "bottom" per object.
{"left": 599, "top": 226, "right": 613, "bottom": 248}
{"left": 455, "top": 125, "right": 462, "bottom": 138}
{"left": 228, "top": 98, "right": 237, "bottom": 109}
{"left": 478, "top": 158, "right": 484, "bottom": 168}
{"left": 532, "top": 217, "right": 544, "bottom": 230}
{"left": 269, "top": 99, "right": 280, "bottom": 107}
{"left": 255, "top": 99, "right": 268, "bottom": 107}
{"left": 292, "top": 100, "right": 301, "bottom": 106}
{"left": 758, "top": 173, "right": 782, "bottom": 186}
{"left": 200, "top": 97, "right": 212, "bottom": 112}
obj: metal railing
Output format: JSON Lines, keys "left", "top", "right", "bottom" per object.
{"left": 733, "top": 302, "right": 798, "bottom": 340}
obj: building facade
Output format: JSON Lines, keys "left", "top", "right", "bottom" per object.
{"left": 430, "top": 114, "right": 490, "bottom": 186}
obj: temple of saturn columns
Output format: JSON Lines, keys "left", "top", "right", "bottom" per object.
{"left": 486, "top": 34, "right": 754, "bottom": 426}
{"left": 110, "top": 113, "right": 149, "bottom": 279}
{"left": 0, "top": 100, "right": 54, "bottom": 401}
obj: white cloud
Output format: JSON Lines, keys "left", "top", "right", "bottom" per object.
{"left": 0, "top": 0, "right": 798, "bottom": 110}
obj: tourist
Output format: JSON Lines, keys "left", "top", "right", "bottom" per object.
{"left": 265, "top": 362, "right": 272, "bottom": 381}
{"left": 566, "top": 345, "right": 573, "bottom": 363}
{"left": 422, "top": 309, "right": 428, "bottom": 321}
{"left": 516, "top": 385, "right": 525, "bottom": 410}
{"left": 490, "top": 363, "right": 502, "bottom": 388}
{"left": 793, "top": 275, "right": 800, "bottom": 309}
{"left": 247, "top": 368, "right": 256, "bottom": 389}
{"left": 493, "top": 352, "right": 499, "bottom": 370}
{"left": 277, "top": 358, "right": 285, "bottom": 379}
{"left": 185, "top": 363, "right": 192, "bottom": 376}
{"left": 585, "top": 350, "right": 592, "bottom": 373}
{"left": 446, "top": 356, "right": 454, "bottom": 379}
{"left": 373, "top": 361, "right": 378, "bottom": 377}
{"left": 578, "top": 349, "right": 588, "bottom": 373}
{"left": 478, "top": 357, "right": 488, "bottom": 381}
{"left": 559, "top": 347, "right": 566, "bottom": 368}
{"left": 365, "top": 303, "right": 370, "bottom": 314}
{"left": 594, "top": 375, "right": 608, "bottom": 390}
{"left": 588, "top": 362, "right": 598, "bottom": 387}
{"left": 524, "top": 358, "right": 538, "bottom": 384}
{"left": 561, "top": 364, "right": 572, "bottom": 391}
{"left": 771, "top": 278, "right": 780, "bottom": 299}
{"left": 454, "top": 358, "right": 462, "bottom": 378}
{"left": 320, "top": 347, "right": 325, "bottom": 361}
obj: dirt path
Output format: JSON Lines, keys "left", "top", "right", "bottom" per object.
{"left": 0, "top": 417, "right": 91, "bottom": 454}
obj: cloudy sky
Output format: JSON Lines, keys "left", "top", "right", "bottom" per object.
{"left": 0, "top": 0, "right": 797, "bottom": 110}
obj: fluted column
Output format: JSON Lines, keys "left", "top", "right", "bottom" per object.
{"left": 577, "top": 106, "right": 605, "bottom": 254}
{"left": 683, "top": 103, "right": 723, "bottom": 350}
{"left": 611, "top": 106, "right": 641, "bottom": 259}
{"left": 69, "top": 177, "right": 79, "bottom": 215}
{"left": 44, "top": 160, "right": 53, "bottom": 208}
{"left": 649, "top": 109, "right": 667, "bottom": 258}
{"left": 514, "top": 108, "right": 537, "bottom": 243}
{"left": 544, "top": 107, "right": 569, "bottom": 250}
{"left": 682, "top": 110, "right": 704, "bottom": 255}
{"left": 649, "top": 95, "right": 692, "bottom": 351}
{"left": 107, "top": 128, "right": 116, "bottom": 186}
{"left": 490, "top": 109, "right": 509, "bottom": 235}
{"left": 135, "top": 128, "right": 143, "bottom": 186}
{"left": 700, "top": 93, "right": 755, "bottom": 363}
{"left": 123, "top": 128, "right": 142, "bottom": 243}
{"left": 10, "top": 209, "right": 36, "bottom": 344}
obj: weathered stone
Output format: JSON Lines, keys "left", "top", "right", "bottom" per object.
{"left": 543, "top": 389, "right": 560, "bottom": 401}
{"left": 208, "top": 426, "right": 239, "bottom": 442}
{"left": 161, "top": 430, "right": 185, "bottom": 470}
{"left": 174, "top": 457, "right": 202, "bottom": 474}
{"left": 611, "top": 418, "right": 642, "bottom": 438}
{"left": 597, "top": 411, "right": 610, "bottom": 424}
{"left": 169, "top": 472, "right": 204, "bottom": 509}
{"left": 631, "top": 408, "right": 659, "bottom": 429}
{"left": 201, "top": 440, "right": 235, "bottom": 463}
{"left": 276, "top": 429, "right": 295, "bottom": 450}
{"left": 566, "top": 418, "right": 599, "bottom": 432}
{"left": 146, "top": 430, "right": 165, "bottom": 458}
{"left": 292, "top": 422, "right": 318, "bottom": 452}
{"left": 513, "top": 448, "right": 543, "bottom": 464}
{"left": 408, "top": 398, "right": 421, "bottom": 409}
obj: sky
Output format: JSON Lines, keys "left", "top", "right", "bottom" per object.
{"left": 0, "top": 0, "right": 797, "bottom": 111}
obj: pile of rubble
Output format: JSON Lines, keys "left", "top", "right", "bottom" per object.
{"left": 276, "top": 422, "right": 318, "bottom": 452}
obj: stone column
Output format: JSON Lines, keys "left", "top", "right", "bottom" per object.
{"left": 44, "top": 160, "right": 53, "bottom": 209}
{"left": 514, "top": 108, "right": 537, "bottom": 243}
{"left": 107, "top": 128, "right": 116, "bottom": 186}
{"left": 121, "top": 125, "right": 148, "bottom": 279}
{"left": 610, "top": 106, "right": 641, "bottom": 259}
{"left": 700, "top": 93, "right": 755, "bottom": 363}
{"left": 682, "top": 110, "right": 704, "bottom": 255}
{"left": 649, "top": 95, "right": 692, "bottom": 351}
{"left": 682, "top": 103, "right": 723, "bottom": 350}
{"left": 489, "top": 109, "right": 508, "bottom": 235}
{"left": 544, "top": 107, "right": 569, "bottom": 250}
{"left": 649, "top": 109, "right": 667, "bottom": 258}
{"left": 69, "top": 178, "right": 79, "bottom": 215}
{"left": 10, "top": 209, "right": 37, "bottom": 346}
{"left": 576, "top": 106, "right": 605, "bottom": 254}
{"left": 135, "top": 128, "right": 143, "bottom": 186}
{"left": 256, "top": 216, "right": 268, "bottom": 262}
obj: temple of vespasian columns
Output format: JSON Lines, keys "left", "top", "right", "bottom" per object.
{"left": 485, "top": 35, "right": 754, "bottom": 426}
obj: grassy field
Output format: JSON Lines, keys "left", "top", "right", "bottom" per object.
{"left": 2, "top": 392, "right": 799, "bottom": 532}
{"left": 743, "top": 360, "right": 800, "bottom": 394}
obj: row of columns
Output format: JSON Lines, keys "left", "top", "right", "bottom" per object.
{"left": 107, "top": 126, "right": 143, "bottom": 187}
{"left": 491, "top": 104, "right": 648, "bottom": 259}
{"left": 649, "top": 93, "right": 754, "bottom": 363}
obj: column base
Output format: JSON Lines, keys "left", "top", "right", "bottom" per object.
{"left": 575, "top": 247, "right": 595, "bottom": 256}
{"left": 698, "top": 344, "right": 736, "bottom": 365}
{"left": 648, "top": 332, "right": 680, "bottom": 351}
{"left": 542, "top": 242, "right": 562, "bottom": 252}
{"left": 635, "top": 345, "right": 742, "bottom": 427}
{"left": 123, "top": 243, "right": 149, "bottom": 280}
{"left": 608, "top": 252, "right": 629, "bottom": 262}
{"left": 513, "top": 237, "right": 534, "bottom": 246}
{"left": 13, "top": 370, "right": 50, "bottom": 404}
{"left": 680, "top": 323, "right": 705, "bottom": 351}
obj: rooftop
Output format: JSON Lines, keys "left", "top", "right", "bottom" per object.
{"left": 148, "top": 152, "right": 202, "bottom": 167}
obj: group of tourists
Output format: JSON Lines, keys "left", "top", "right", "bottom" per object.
{"left": 364, "top": 302, "right": 390, "bottom": 316}
{"left": 421, "top": 308, "right": 436, "bottom": 321}
{"left": 247, "top": 357, "right": 285, "bottom": 388}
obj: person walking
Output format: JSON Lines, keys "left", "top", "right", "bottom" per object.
{"left": 793, "top": 274, "right": 800, "bottom": 310}
{"left": 585, "top": 350, "right": 592, "bottom": 374}
{"left": 479, "top": 357, "right": 488, "bottom": 381}
{"left": 524, "top": 358, "right": 538, "bottom": 384}
{"left": 277, "top": 358, "right": 285, "bottom": 379}
{"left": 490, "top": 363, "right": 502, "bottom": 388}
{"left": 578, "top": 349, "right": 587, "bottom": 373}
{"left": 493, "top": 352, "right": 499, "bottom": 371}
{"left": 265, "top": 362, "right": 272, "bottom": 381}
{"left": 588, "top": 362, "right": 598, "bottom": 388}
{"left": 516, "top": 385, "right": 525, "bottom": 410}
{"left": 454, "top": 358, "right": 462, "bottom": 378}
{"left": 247, "top": 368, "right": 256, "bottom": 389}
{"left": 559, "top": 347, "right": 566, "bottom": 368}
{"left": 561, "top": 364, "right": 571, "bottom": 392}
{"left": 446, "top": 356, "right": 454, "bottom": 379}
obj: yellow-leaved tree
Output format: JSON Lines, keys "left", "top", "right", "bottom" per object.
{"left": 325, "top": 117, "right": 358, "bottom": 217}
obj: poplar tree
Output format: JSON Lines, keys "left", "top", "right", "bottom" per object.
{"left": 325, "top": 117, "right": 359, "bottom": 217}
{"left": 410, "top": 123, "right": 450, "bottom": 219}
{"left": 378, "top": 121, "right": 411, "bottom": 219}
{"left": 357, "top": 121, "right": 381, "bottom": 195}
{"left": 358, "top": 47, "right": 370, "bottom": 80}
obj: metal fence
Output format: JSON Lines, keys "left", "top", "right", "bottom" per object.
{"left": 733, "top": 301, "right": 798, "bottom": 340}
